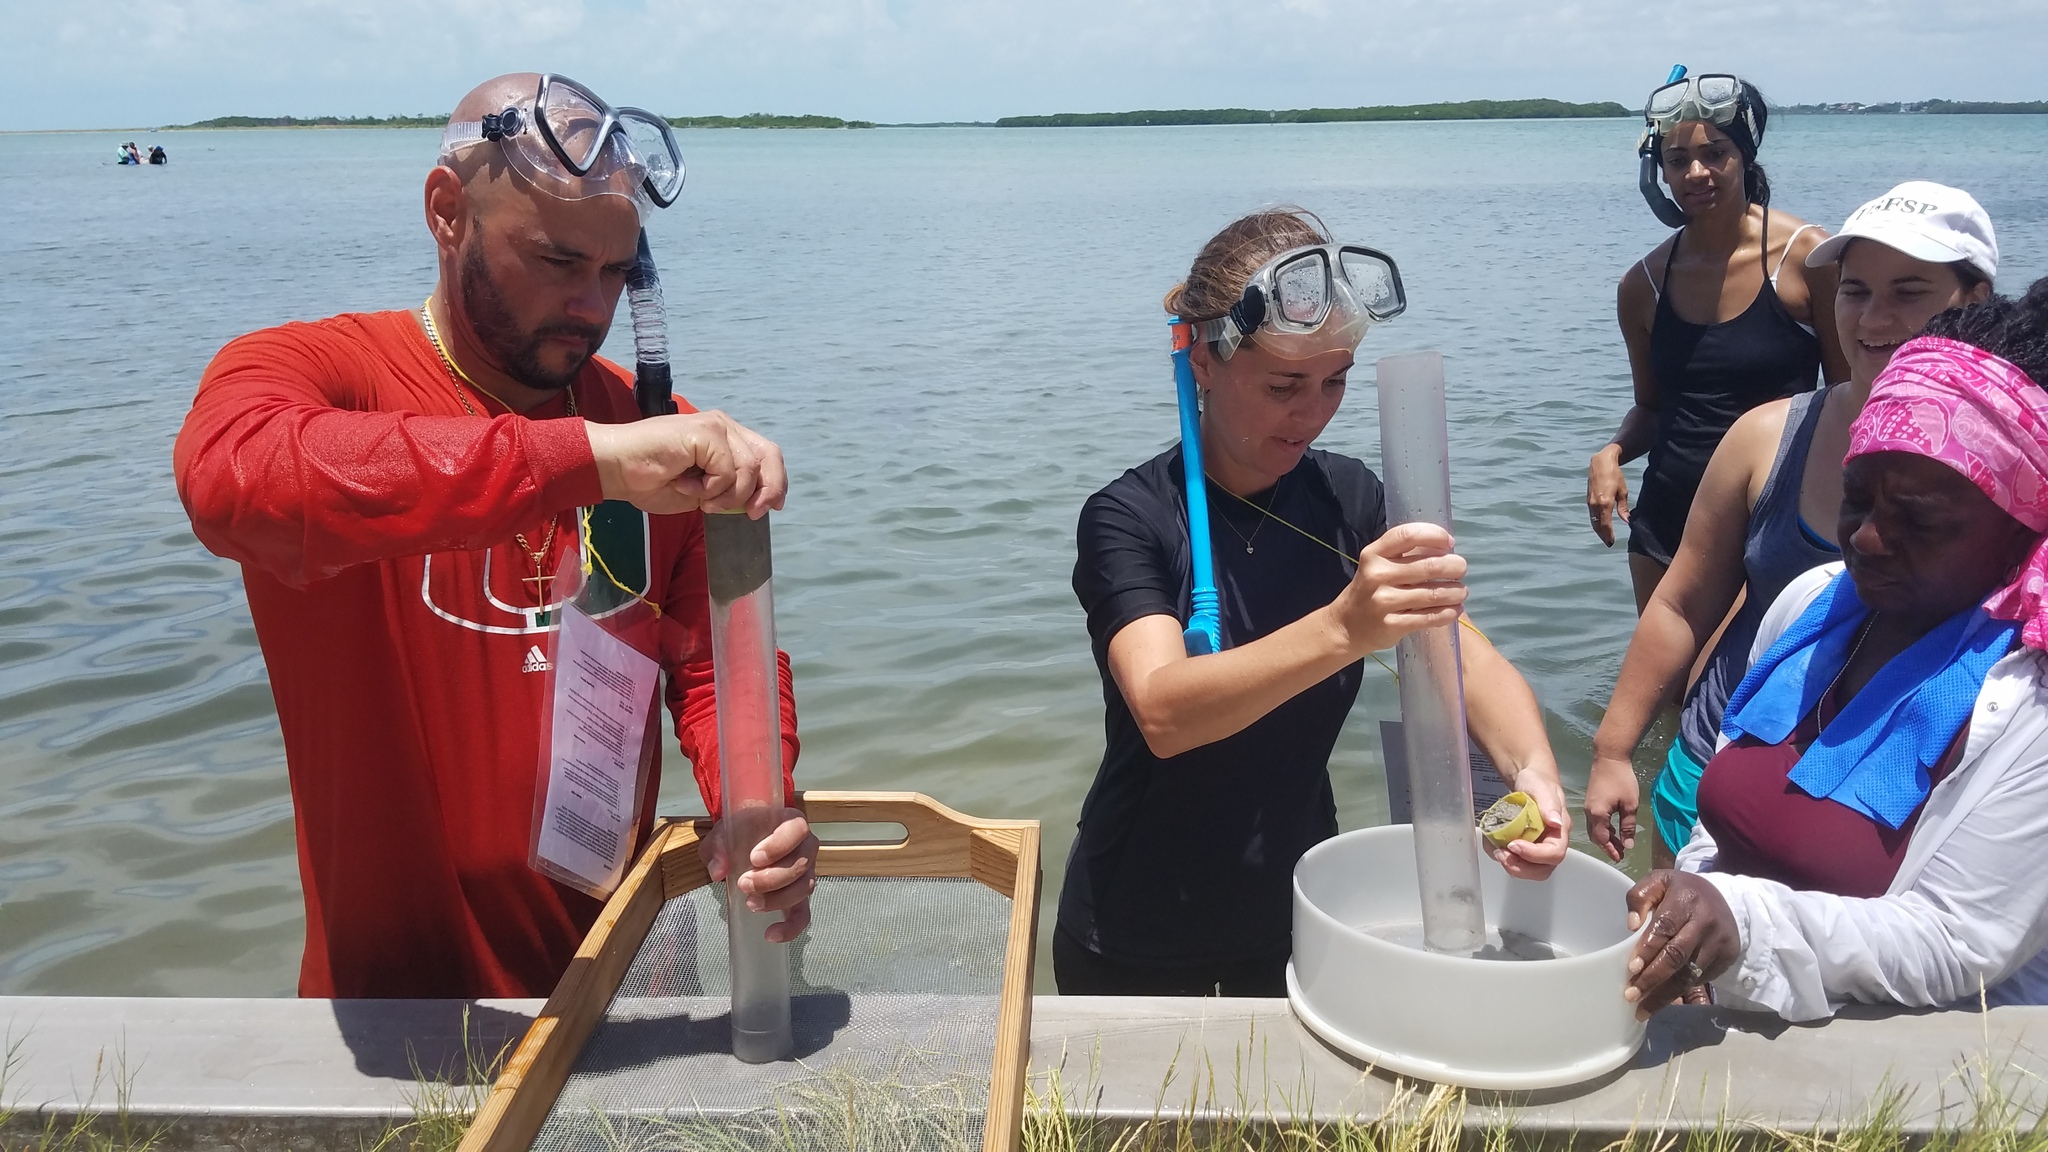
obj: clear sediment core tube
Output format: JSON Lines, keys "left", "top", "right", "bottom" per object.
{"left": 1376, "top": 352, "right": 1488, "bottom": 955}
{"left": 704, "top": 512, "right": 795, "bottom": 1063}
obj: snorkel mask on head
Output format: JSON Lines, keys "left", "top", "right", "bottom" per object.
{"left": 440, "top": 73, "right": 685, "bottom": 215}
{"left": 1193, "top": 243, "right": 1407, "bottom": 361}
{"left": 1166, "top": 239, "right": 1405, "bottom": 656}
{"left": 441, "top": 74, "right": 687, "bottom": 416}
{"left": 1636, "top": 66, "right": 1764, "bottom": 228}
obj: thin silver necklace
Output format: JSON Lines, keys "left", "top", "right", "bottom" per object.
{"left": 1820, "top": 615, "right": 1879, "bottom": 726}
{"left": 1210, "top": 474, "right": 1281, "bottom": 554}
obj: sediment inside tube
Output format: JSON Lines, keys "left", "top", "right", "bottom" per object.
{"left": 1362, "top": 921, "right": 1567, "bottom": 962}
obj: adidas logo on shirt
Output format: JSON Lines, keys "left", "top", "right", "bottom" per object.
{"left": 522, "top": 645, "right": 552, "bottom": 674}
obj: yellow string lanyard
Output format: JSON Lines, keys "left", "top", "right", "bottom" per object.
{"left": 1203, "top": 475, "right": 1490, "bottom": 679}
{"left": 578, "top": 506, "right": 664, "bottom": 618}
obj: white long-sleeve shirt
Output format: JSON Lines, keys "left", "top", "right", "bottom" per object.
{"left": 1678, "top": 563, "right": 2048, "bottom": 1022}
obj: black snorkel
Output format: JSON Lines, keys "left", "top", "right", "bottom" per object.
{"left": 1639, "top": 64, "right": 1691, "bottom": 229}
{"left": 1639, "top": 147, "right": 1690, "bottom": 229}
{"left": 626, "top": 229, "right": 676, "bottom": 418}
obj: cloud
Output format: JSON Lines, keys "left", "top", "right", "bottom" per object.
{"left": 3, "top": 0, "right": 2044, "bottom": 130}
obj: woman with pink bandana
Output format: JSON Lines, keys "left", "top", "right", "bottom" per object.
{"left": 1586, "top": 182, "right": 1999, "bottom": 866}
{"left": 1620, "top": 283, "right": 2048, "bottom": 1021}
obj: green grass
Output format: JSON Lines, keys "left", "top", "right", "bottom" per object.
{"left": 0, "top": 1029, "right": 172, "bottom": 1152}
{"left": 0, "top": 1008, "right": 502, "bottom": 1152}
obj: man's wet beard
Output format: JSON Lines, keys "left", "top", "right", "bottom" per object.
{"left": 460, "top": 241, "right": 606, "bottom": 392}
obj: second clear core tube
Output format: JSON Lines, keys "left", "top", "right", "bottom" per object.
{"left": 704, "top": 511, "right": 794, "bottom": 1063}
{"left": 1377, "top": 351, "right": 1487, "bottom": 955}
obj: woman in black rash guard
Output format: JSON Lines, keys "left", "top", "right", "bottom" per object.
{"left": 1058, "top": 208, "right": 1572, "bottom": 996}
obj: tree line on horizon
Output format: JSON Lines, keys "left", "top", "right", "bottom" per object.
{"left": 992, "top": 99, "right": 1632, "bottom": 127}
{"left": 169, "top": 112, "right": 874, "bottom": 130}
{"left": 164, "top": 97, "right": 2048, "bottom": 132}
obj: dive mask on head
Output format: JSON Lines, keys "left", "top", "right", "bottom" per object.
{"left": 1636, "top": 67, "right": 1760, "bottom": 228}
{"left": 1193, "top": 244, "right": 1406, "bottom": 361}
{"left": 1643, "top": 73, "right": 1753, "bottom": 137}
{"left": 440, "top": 73, "right": 685, "bottom": 212}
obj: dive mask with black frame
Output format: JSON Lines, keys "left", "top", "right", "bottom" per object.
{"left": 440, "top": 73, "right": 685, "bottom": 213}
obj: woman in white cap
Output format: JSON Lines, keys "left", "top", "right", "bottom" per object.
{"left": 1585, "top": 181, "right": 1998, "bottom": 865}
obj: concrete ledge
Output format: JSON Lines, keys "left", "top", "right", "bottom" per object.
{"left": 0, "top": 996, "right": 540, "bottom": 1150}
{"left": 1027, "top": 996, "right": 2048, "bottom": 1139}
{"left": 5, "top": 995, "right": 2047, "bottom": 1148}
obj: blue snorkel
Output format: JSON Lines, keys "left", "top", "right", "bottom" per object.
{"left": 1170, "top": 318, "right": 1223, "bottom": 655}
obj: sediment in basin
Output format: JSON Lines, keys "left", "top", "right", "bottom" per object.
{"left": 1288, "top": 825, "right": 1645, "bottom": 1090}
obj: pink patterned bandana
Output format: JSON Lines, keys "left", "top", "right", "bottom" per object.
{"left": 1847, "top": 336, "right": 2048, "bottom": 649}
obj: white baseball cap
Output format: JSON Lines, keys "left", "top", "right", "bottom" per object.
{"left": 1806, "top": 181, "right": 1997, "bottom": 282}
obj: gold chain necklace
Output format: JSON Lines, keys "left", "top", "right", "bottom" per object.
{"left": 419, "top": 299, "right": 577, "bottom": 604}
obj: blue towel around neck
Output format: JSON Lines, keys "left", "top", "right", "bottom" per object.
{"left": 1721, "top": 572, "right": 2016, "bottom": 829}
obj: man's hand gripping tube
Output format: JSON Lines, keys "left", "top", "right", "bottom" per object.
{"left": 628, "top": 229, "right": 677, "bottom": 418}
{"left": 1171, "top": 319, "right": 1223, "bottom": 656}
{"left": 704, "top": 512, "right": 794, "bottom": 1063}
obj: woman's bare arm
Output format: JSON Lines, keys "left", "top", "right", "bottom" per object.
{"left": 1590, "top": 259, "right": 1666, "bottom": 546}
{"left": 1461, "top": 621, "right": 1570, "bottom": 879}
{"left": 1583, "top": 402, "right": 1784, "bottom": 858}
{"left": 1106, "top": 523, "right": 1465, "bottom": 758}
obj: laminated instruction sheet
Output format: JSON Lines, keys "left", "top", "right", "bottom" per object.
{"left": 536, "top": 602, "right": 659, "bottom": 895}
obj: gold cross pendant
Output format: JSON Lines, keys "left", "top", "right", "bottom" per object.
{"left": 523, "top": 571, "right": 555, "bottom": 602}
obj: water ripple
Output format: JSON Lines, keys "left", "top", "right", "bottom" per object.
{"left": 3, "top": 119, "right": 2045, "bottom": 995}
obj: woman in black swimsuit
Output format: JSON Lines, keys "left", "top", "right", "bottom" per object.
{"left": 1586, "top": 75, "right": 1849, "bottom": 611}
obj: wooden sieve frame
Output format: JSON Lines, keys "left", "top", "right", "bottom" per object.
{"left": 458, "top": 791, "right": 1041, "bottom": 1152}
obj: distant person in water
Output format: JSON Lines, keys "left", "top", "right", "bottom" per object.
{"left": 1586, "top": 183, "right": 1998, "bottom": 865}
{"left": 1059, "top": 208, "right": 1571, "bottom": 997}
{"left": 118, "top": 142, "right": 141, "bottom": 165}
{"left": 173, "top": 73, "right": 814, "bottom": 998}
{"left": 1623, "top": 284, "right": 2048, "bottom": 1021}
{"left": 1587, "top": 72, "right": 1849, "bottom": 611}
{"left": 148, "top": 145, "right": 167, "bottom": 165}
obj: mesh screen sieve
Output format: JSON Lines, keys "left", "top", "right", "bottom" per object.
{"left": 530, "top": 875, "right": 1011, "bottom": 1152}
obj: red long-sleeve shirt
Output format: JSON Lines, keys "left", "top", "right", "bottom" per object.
{"left": 173, "top": 309, "right": 798, "bottom": 998}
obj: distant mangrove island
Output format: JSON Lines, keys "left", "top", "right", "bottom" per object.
{"left": 992, "top": 99, "right": 1631, "bottom": 127}
{"left": 1778, "top": 99, "right": 2048, "bottom": 115}
{"left": 168, "top": 112, "right": 874, "bottom": 130}
{"left": 173, "top": 114, "right": 450, "bottom": 129}
{"left": 161, "top": 97, "right": 2048, "bottom": 132}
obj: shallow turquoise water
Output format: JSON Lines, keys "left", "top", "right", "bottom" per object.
{"left": 2, "top": 118, "right": 2044, "bottom": 994}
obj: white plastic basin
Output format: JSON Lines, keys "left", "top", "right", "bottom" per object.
{"left": 1288, "top": 825, "right": 1646, "bottom": 1090}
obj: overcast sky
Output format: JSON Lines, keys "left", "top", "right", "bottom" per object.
{"left": 4, "top": 0, "right": 2044, "bottom": 131}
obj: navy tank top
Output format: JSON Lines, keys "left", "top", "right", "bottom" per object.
{"left": 1678, "top": 386, "right": 1843, "bottom": 762}
{"left": 1628, "top": 215, "right": 1823, "bottom": 565}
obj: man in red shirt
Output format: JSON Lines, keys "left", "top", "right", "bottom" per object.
{"left": 173, "top": 73, "right": 815, "bottom": 998}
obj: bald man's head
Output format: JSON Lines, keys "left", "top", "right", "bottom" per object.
{"left": 424, "top": 73, "right": 643, "bottom": 393}
{"left": 439, "top": 73, "right": 539, "bottom": 191}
